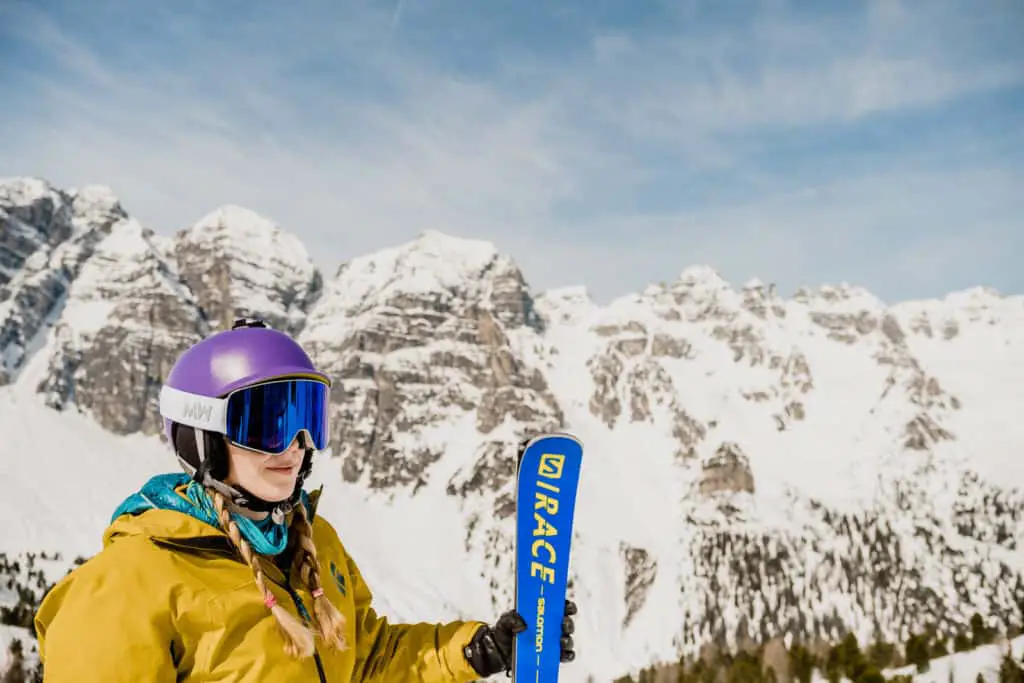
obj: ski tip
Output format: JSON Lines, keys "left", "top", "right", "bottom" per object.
{"left": 516, "top": 432, "right": 583, "bottom": 473}
{"left": 518, "top": 432, "right": 584, "bottom": 453}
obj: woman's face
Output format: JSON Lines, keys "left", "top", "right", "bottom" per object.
{"left": 225, "top": 435, "right": 305, "bottom": 504}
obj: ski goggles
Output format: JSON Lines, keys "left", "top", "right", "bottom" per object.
{"left": 160, "top": 378, "right": 330, "bottom": 455}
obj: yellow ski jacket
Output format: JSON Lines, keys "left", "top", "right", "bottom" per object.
{"left": 34, "top": 486, "right": 485, "bottom": 682}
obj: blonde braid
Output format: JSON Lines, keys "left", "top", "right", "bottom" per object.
{"left": 209, "top": 488, "right": 316, "bottom": 658}
{"left": 290, "top": 501, "right": 348, "bottom": 651}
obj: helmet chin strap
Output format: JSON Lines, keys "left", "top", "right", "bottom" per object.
{"left": 187, "top": 429, "right": 314, "bottom": 525}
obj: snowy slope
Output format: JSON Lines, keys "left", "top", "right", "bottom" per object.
{"left": 0, "top": 324, "right": 169, "bottom": 557}
{"left": 1, "top": 177, "right": 1023, "bottom": 683}
{"left": 700, "top": 634, "right": 1024, "bottom": 683}
{"left": 881, "top": 635, "right": 1024, "bottom": 683}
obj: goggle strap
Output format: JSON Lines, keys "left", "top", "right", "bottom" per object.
{"left": 160, "top": 385, "right": 228, "bottom": 433}
{"left": 194, "top": 427, "right": 206, "bottom": 465}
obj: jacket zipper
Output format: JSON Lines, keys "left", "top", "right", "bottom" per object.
{"left": 284, "top": 584, "right": 328, "bottom": 683}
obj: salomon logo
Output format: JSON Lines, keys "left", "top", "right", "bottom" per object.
{"left": 183, "top": 401, "right": 213, "bottom": 424}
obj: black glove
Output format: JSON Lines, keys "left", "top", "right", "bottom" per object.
{"left": 464, "top": 599, "right": 577, "bottom": 677}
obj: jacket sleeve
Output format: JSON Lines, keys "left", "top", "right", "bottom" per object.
{"left": 34, "top": 539, "right": 184, "bottom": 683}
{"left": 345, "top": 551, "right": 487, "bottom": 683}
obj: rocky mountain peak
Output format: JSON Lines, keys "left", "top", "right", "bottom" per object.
{"left": 172, "top": 204, "right": 321, "bottom": 335}
{"left": 299, "top": 229, "right": 559, "bottom": 497}
{"left": 947, "top": 285, "right": 1003, "bottom": 302}
{"left": 330, "top": 229, "right": 500, "bottom": 302}
{"left": 0, "top": 177, "right": 65, "bottom": 217}
{"left": 186, "top": 204, "right": 294, "bottom": 244}
{"left": 794, "top": 282, "right": 885, "bottom": 311}
{"left": 415, "top": 227, "right": 499, "bottom": 261}
{"left": 633, "top": 265, "right": 748, "bottom": 326}
{"left": 671, "top": 265, "right": 733, "bottom": 301}
{"left": 941, "top": 286, "right": 1016, "bottom": 323}
{"left": 676, "top": 264, "right": 729, "bottom": 289}
{"left": 0, "top": 179, "right": 126, "bottom": 384}
{"left": 740, "top": 277, "right": 786, "bottom": 320}
{"left": 319, "top": 229, "right": 538, "bottom": 332}
{"left": 796, "top": 282, "right": 889, "bottom": 346}
{"left": 39, "top": 218, "right": 206, "bottom": 434}
{"left": 66, "top": 186, "right": 128, "bottom": 236}
{"left": 0, "top": 178, "right": 73, "bottom": 280}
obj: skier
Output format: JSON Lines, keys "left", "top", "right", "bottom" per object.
{"left": 34, "top": 318, "right": 577, "bottom": 682}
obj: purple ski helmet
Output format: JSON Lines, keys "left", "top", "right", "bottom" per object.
{"left": 159, "top": 318, "right": 331, "bottom": 515}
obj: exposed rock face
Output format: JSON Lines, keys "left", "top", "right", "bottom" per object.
{"left": 38, "top": 221, "right": 207, "bottom": 435}
{"left": 298, "top": 230, "right": 562, "bottom": 493}
{"left": 0, "top": 180, "right": 72, "bottom": 286}
{"left": 622, "top": 543, "right": 658, "bottom": 628}
{"left": 0, "top": 180, "right": 127, "bottom": 385}
{"left": 741, "top": 279, "right": 787, "bottom": 320}
{"left": 172, "top": 205, "right": 322, "bottom": 336}
{"left": 699, "top": 442, "right": 755, "bottom": 497}
{"left": 799, "top": 284, "right": 883, "bottom": 344}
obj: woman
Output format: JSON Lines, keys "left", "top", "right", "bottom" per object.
{"left": 34, "top": 318, "right": 576, "bottom": 682}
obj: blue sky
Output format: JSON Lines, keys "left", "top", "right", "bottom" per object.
{"left": 1, "top": 0, "right": 1022, "bottom": 303}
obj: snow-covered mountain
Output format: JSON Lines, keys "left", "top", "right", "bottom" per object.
{"left": 1, "top": 176, "right": 1023, "bottom": 682}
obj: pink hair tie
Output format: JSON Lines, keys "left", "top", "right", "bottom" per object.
{"left": 311, "top": 588, "right": 324, "bottom": 598}
{"left": 264, "top": 593, "right": 278, "bottom": 609}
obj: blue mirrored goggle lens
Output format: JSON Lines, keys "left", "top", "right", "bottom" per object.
{"left": 224, "top": 380, "right": 329, "bottom": 454}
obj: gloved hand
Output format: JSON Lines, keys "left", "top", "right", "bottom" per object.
{"left": 464, "top": 599, "right": 577, "bottom": 677}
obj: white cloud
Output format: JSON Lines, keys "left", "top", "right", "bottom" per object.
{"left": 0, "top": 0, "right": 1020, "bottom": 304}
{"left": 570, "top": 3, "right": 1022, "bottom": 151}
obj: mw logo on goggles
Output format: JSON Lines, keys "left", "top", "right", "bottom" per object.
{"left": 182, "top": 401, "right": 214, "bottom": 424}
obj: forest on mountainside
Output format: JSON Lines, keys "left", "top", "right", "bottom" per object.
{"left": 612, "top": 606, "right": 1024, "bottom": 683}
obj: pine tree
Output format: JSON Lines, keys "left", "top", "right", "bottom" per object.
{"left": 856, "top": 669, "right": 885, "bottom": 683}
{"left": 679, "top": 658, "right": 716, "bottom": 683}
{"left": 725, "top": 651, "right": 764, "bottom": 683}
{"left": 998, "top": 646, "right": 1024, "bottom": 683}
{"left": 972, "top": 613, "right": 995, "bottom": 647}
{"left": 930, "top": 636, "right": 949, "bottom": 659}
{"left": 1, "top": 639, "right": 27, "bottom": 683}
{"left": 905, "top": 633, "right": 931, "bottom": 673}
{"left": 788, "top": 643, "right": 817, "bottom": 683}
{"left": 867, "top": 639, "right": 896, "bottom": 669}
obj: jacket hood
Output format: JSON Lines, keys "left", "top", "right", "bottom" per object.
{"left": 103, "top": 503, "right": 222, "bottom": 547}
{"left": 104, "top": 472, "right": 321, "bottom": 556}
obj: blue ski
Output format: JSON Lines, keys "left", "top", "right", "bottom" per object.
{"left": 513, "top": 433, "right": 583, "bottom": 683}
